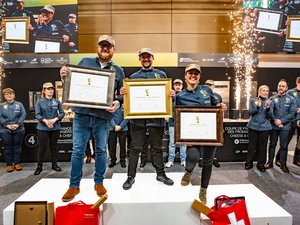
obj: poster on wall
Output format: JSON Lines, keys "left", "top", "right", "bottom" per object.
{"left": 243, "top": 0, "right": 300, "bottom": 53}
{"left": 1, "top": 0, "right": 78, "bottom": 53}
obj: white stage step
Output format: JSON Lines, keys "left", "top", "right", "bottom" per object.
{"left": 3, "top": 173, "right": 292, "bottom": 225}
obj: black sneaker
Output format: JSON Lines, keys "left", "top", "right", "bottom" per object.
{"left": 52, "top": 165, "right": 62, "bottom": 172}
{"left": 120, "top": 161, "right": 126, "bottom": 168}
{"left": 156, "top": 174, "right": 174, "bottom": 186}
{"left": 123, "top": 176, "right": 135, "bottom": 190}
{"left": 198, "top": 160, "right": 203, "bottom": 168}
{"left": 140, "top": 161, "right": 146, "bottom": 168}
{"left": 213, "top": 159, "right": 220, "bottom": 168}
{"left": 293, "top": 159, "right": 300, "bottom": 167}
{"left": 109, "top": 161, "right": 116, "bottom": 168}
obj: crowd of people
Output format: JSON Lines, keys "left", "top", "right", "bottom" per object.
{"left": 1, "top": 0, "right": 78, "bottom": 52}
{"left": 0, "top": 34, "right": 299, "bottom": 206}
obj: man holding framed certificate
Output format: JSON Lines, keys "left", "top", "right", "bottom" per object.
{"left": 34, "top": 5, "right": 72, "bottom": 53}
{"left": 175, "top": 64, "right": 226, "bottom": 205}
{"left": 60, "top": 35, "right": 125, "bottom": 202}
{"left": 8, "top": 0, "right": 36, "bottom": 52}
{"left": 122, "top": 48, "right": 174, "bottom": 190}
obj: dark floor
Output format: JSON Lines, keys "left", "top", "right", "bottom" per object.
{"left": 1, "top": 151, "right": 300, "bottom": 225}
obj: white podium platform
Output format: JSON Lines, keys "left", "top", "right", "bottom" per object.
{"left": 3, "top": 173, "right": 292, "bottom": 225}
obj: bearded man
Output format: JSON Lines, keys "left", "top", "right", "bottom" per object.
{"left": 59, "top": 35, "right": 125, "bottom": 202}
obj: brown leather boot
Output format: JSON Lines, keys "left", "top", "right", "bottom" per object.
{"left": 14, "top": 164, "right": 23, "bottom": 171}
{"left": 6, "top": 165, "right": 14, "bottom": 172}
{"left": 62, "top": 187, "right": 80, "bottom": 202}
{"left": 94, "top": 184, "right": 107, "bottom": 196}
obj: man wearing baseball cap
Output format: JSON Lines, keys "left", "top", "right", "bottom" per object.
{"left": 60, "top": 35, "right": 124, "bottom": 202}
{"left": 64, "top": 13, "right": 78, "bottom": 52}
{"left": 122, "top": 48, "right": 174, "bottom": 190}
{"left": 165, "top": 78, "right": 187, "bottom": 168}
{"left": 35, "top": 5, "right": 72, "bottom": 52}
{"left": 175, "top": 63, "right": 226, "bottom": 204}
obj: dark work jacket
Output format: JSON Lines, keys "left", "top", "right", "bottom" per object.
{"left": 269, "top": 94, "right": 297, "bottom": 130}
{"left": 247, "top": 97, "right": 272, "bottom": 131}
{"left": 129, "top": 68, "right": 167, "bottom": 128}
{"left": 72, "top": 57, "right": 125, "bottom": 120}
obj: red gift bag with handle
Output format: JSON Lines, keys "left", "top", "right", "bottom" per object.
{"left": 55, "top": 201, "right": 99, "bottom": 225}
{"left": 207, "top": 195, "right": 251, "bottom": 225}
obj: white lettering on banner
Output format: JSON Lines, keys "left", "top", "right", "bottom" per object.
{"left": 228, "top": 212, "right": 245, "bottom": 225}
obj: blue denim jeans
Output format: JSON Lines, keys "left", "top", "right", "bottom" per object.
{"left": 168, "top": 126, "right": 186, "bottom": 163}
{"left": 0, "top": 130, "right": 25, "bottom": 166}
{"left": 70, "top": 113, "right": 108, "bottom": 188}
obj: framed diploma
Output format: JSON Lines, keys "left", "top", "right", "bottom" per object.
{"left": 254, "top": 9, "right": 283, "bottom": 34}
{"left": 123, "top": 78, "right": 172, "bottom": 119}
{"left": 2, "top": 17, "right": 30, "bottom": 44}
{"left": 34, "top": 36, "right": 63, "bottom": 53}
{"left": 286, "top": 16, "right": 300, "bottom": 42}
{"left": 62, "top": 64, "right": 116, "bottom": 109}
{"left": 14, "top": 201, "right": 47, "bottom": 225}
{"left": 174, "top": 106, "right": 224, "bottom": 146}
{"left": 34, "top": 40, "right": 60, "bottom": 53}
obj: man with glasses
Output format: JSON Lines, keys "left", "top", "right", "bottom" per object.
{"left": 60, "top": 35, "right": 124, "bottom": 202}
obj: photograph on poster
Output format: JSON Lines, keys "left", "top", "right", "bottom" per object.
{"left": 1, "top": 0, "right": 78, "bottom": 53}
{"left": 244, "top": 0, "right": 300, "bottom": 52}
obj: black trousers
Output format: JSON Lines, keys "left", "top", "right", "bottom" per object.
{"left": 108, "top": 130, "right": 127, "bottom": 162}
{"left": 185, "top": 146, "right": 216, "bottom": 189}
{"left": 246, "top": 129, "right": 269, "bottom": 168}
{"left": 37, "top": 130, "right": 60, "bottom": 166}
{"left": 128, "top": 124, "right": 165, "bottom": 177}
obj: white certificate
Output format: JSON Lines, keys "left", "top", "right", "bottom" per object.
{"left": 69, "top": 72, "right": 108, "bottom": 103}
{"left": 34, "top": 40, "right": 60, "bottom": 53}
{"left": 129, "top": 85, "right": 166, "bottom": 113}
{"left": 255, "top": 10, "right": 282, "bottom": 34}
{"left": 180, "top": 112, "right": 217, "bottom": 140}
{"left": 62, "top": 64, "right": 115, "bottom": 109}
{"left": 5, "top": 21, "right": 26, "bottom": 40}
{"left": 289, "top": 20, "right": 300, "bottom": 39}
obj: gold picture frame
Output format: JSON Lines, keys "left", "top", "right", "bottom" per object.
{"left": 286, "top": 16, "right": 300, "bottom": 43}
{"left": 62, "top": 64, "right": 116, "bottom": 109}
{"left": 2, "top": 17, "right": 30, "bottom": 44}
{"left": 123, "top": 78, "right": 172, "bottom": 119}
{"left": 174, "top": 106, "right": 224, "bottom": 146}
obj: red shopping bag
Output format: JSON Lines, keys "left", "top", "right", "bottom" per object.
{"left": 55, "top": 201, "right": 99, "bottom": 225}
{"left": 207, "top": 195, "right": 251, "bottom": 225}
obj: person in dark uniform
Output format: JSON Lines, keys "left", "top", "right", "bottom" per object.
{"left": 122, "top": 48, "right": 174, "bottom": 190}
{"left": 1, "top": 0, "right": 16, "bottom": 16}
{"left": 245, "top": 85, "right": 272, "bottom": 172}
{"left": 34, "top": 82, "right": 65, "bottom": 175}
{"left": 204, "top": 80, "right": 222, "bottom": 168}
{"left": 176, "top": 64, "right": 226, "bottom": 205}
{"left": 265, "top": 79, "right": 297, "bottom": 173}
{"left": 35, "top": 5, "right": 72, "bottom": 52}
{"left": 64, "top": 13, "right": 78, "bottom": 52}
{"left": 108, "top": 106, "right": 129, "bottom": 168}
{"left": 8, "top": 0, "right": 36, "bottom": 52}
{"left": 0, "top": 88, "right": 26, "bottom": 172}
